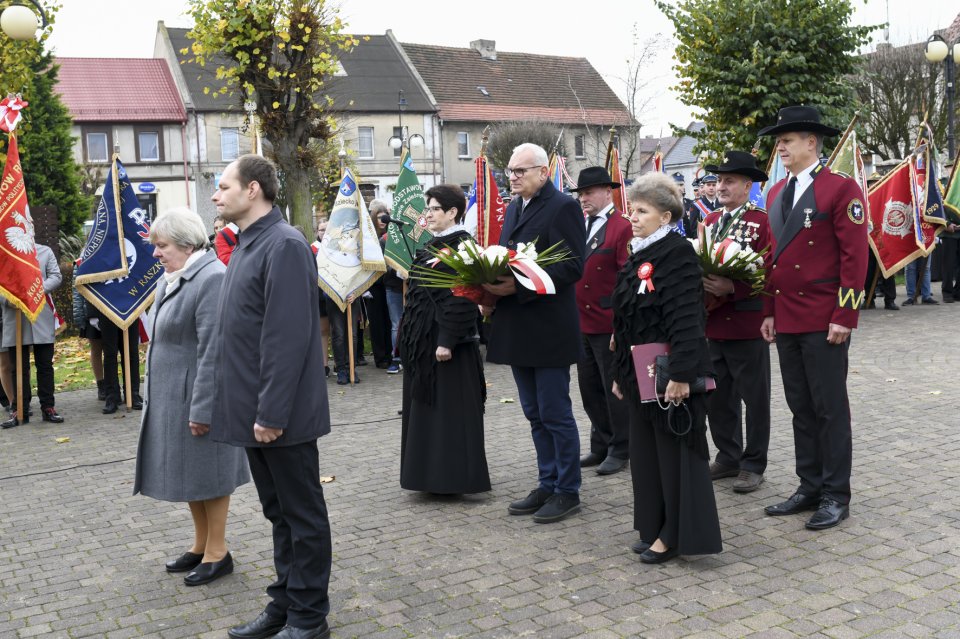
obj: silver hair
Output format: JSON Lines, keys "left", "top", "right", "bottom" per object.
{"left": 626, "top": 173, "right": 684, "bottom": 222}
{"left": 512, "top": 143, "right": 549, "bottom": 166}
{"left": 799, "top": 132, "right": 825, "bottom": 155}
{"left": 149, "top": 207, "right": 209, "bottom": 250}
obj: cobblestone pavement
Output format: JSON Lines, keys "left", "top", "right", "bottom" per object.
{"left": 2, "top": 292, "right": 960, "bottom": 638}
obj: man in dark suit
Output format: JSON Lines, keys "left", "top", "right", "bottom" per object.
{"left": 758, "top": 106, "right": 868, "bottom": 531}
{"left": 699, "top": 152, "right": 773, "bottom": 493}
{"left": 482, "top": 142, "right": 586, "bottom": 524}
{"left": 570, "top": 166, "right": 632, "bottom": 476}
{"left": 212, "top": 155, "right": 332, "bottom": 639}
{"left": 698, "top": 173, "right": 720, "bottom": 211}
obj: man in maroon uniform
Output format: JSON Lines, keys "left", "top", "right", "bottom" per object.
{"left": 759, "top": 106, "right": 868, "bottom": 530}
{"left": 700, "top": 151, "right": 773, "bottom": 493}
{"left": 571, "top": 167, "right": 633, "bottom": 475}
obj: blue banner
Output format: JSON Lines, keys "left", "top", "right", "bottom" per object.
{"left": 75, "top": 157, "right": 163, "bottom": 329}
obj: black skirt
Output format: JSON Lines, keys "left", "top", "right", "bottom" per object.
{"left": 400, "top": 341, "right": 491, "bottom": 494}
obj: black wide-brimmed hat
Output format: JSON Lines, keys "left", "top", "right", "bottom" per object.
{"left": 758, "top": 105, "right": 841, "bottom": 137}
{"left": 570, "top": 166, "right": 620, "bottom": 192}
{"left": 703, "top": 150, "right": 769, "bottom": 182}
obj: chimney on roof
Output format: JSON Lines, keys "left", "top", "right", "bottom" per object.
{"left": 470, "top": 39, "right": 497, "bottom": 61}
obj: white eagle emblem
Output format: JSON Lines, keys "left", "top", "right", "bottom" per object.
{"left": 5, "top": 210, "right": 35, "bottom": 254}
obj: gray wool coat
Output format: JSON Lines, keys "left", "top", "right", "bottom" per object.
{"left": 1, "top": 244, "right": 62, "bottom": 347}
{"left": 133, "top": 251, "right": 249, "bottom": 502}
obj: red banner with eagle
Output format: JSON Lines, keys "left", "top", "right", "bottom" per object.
{"left": 0, "top": 133, "right": 45, "bottom": 322}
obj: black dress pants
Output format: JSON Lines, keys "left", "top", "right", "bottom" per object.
{"left": 100, "top": 317, "right": 140, "bottom": 402}
{"left": 576, "top": 333, "right": 629, "bottom": 460}
{"left": 11, "top": 343, "right": 55, "bottom": 409}
{"left": 775, "top": 332, "right": 853, "bottom": 504}
{"left": 364, "top": 282, "right": 393, "bottom": 365}
{"left": 864, "top": 252, "right": 896, "bottom": 303}
{"left": 246, "top": 440, "right": 332, "bottom": 629}
{"left": 940, "top": 236, "right": 960, "bottom": 299}
{"left": 706, "top": 338, "right": 771, "bottom": 474}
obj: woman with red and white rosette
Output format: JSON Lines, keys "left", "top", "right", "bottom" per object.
{"left": 610, "top": 172, "right": 722, "bottom": 564}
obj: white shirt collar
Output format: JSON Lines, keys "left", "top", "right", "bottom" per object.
{"left": 790, "top": 159, "right": 822, "bottom": 205}
{"left": 586, "top": 203, "right": 613, "bottom": 240}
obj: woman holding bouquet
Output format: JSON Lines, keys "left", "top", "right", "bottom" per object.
{"left": 399, "top": 184, "right": 491, "bottom": 494}
{"left": 610, "top": 173, "right": 721, "bottom": 564}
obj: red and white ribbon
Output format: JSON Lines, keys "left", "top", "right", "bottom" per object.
{"left": 426, "top": 247, "right": 453, "bottom": 268}
{"left": 510, "top": 255, "right": 556, "bottom": 295}
{"left": 0, "top": 95, "right": 28, "bottom": 133}
{"left": 637, "top": 262, "right": 655, "bottom": 294}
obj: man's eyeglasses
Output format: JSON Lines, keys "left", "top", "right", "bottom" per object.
{"left": 425, "top": 205, "right": 445, "bottom": 213}
{"left": 504, "top": 165, "right": 542, "bottom": 178}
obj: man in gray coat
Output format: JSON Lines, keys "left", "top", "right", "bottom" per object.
{"left": 2, "top": 243, "right": 65, "bottom": 428}
{"left": 210, "top": 155, "right": 332, "bottom": 639}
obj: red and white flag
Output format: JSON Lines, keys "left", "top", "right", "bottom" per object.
{"left": 0, "top": 134, "right": 45, "bottom": 322}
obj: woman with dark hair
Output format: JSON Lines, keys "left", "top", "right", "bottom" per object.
{"left": 399, "top": 184, "right": 490, "bottom": 494}
{"left": 610, "top": 172, "right": 721, "bottom": 564}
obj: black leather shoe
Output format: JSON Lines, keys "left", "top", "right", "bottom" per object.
{"left": 228, "top": 611, "right": 288, "bottom": 639}
{"left": 764, "top": 491, "right": 821, "bottom": 516}
{"left": 96, "top": 380, "right": 106, "bottom": 400}
{"left": 805, "top": 499, "right": 849, "bottom": 530}
{"left": 42, "top": 407, "right": 64, "bottom": 423}
{"left": 165, "top": 551, "right": 203, "bottom": 573}
{"left": 507, "top": 488, "right": 552, "bottom": 515}
{"left": 128, "top": 394, "right": 143, "bottom": 410}
{"left": 103, "top": 398, "right": 118, "bottom": 414}
{"left": 709, "top": 461, "right": 739, "bottom": 480}
{"left": 1, "top": 415, "right": 21, "bottom": 429}
{"left": 630, "top": 538, "right": 651, "bottom": 554}
{"left": 639, "top": 546, "right": 680, "bottom": 564}
{"left": 274, "top": 621, "right": 331, "bottom": 639}
{"left": 596, "top": 456, "right": 628, "bottom": 475}
{"left": 183, "top": 552, "right": 233, "bottom": 586}
{"left": 580, "top": 452, "right": 604, "bottom": 467}
{"left": 532, "top": 493, "right": 580, "bottom": 523}
{"left": 884, "top": 301, "right": 900, "bottom": 310}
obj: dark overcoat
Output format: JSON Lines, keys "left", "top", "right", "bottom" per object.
{"left": 486, "top": 180, "right": 586, "bottom": 367}
{"left": 210, "top": 208, "right": 330, "bottom": 447}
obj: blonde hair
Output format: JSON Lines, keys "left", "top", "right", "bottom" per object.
{"left": 149, "top": 207, "right": 209, "bottom": 250}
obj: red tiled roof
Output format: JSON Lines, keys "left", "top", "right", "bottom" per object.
{"left": 401, "top": 42, "right": 632, "bottom": 126}
{"left": 54, "top": 58, "right": 186, "bottom": 122}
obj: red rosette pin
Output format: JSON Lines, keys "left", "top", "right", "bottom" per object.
{"left": 637, "top": 262, "right": 655, "bottom": 294}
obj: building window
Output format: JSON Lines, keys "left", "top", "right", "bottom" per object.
{"left": 574, "top": 135, "right": 585, "bottom": 159}
{"left": 135, "top": 128, "right": 162, "bottom": 162}
{"left": 393, "top": 126, "right": 403, "bottom": 157}
{"left": 83, "top": 128, "right": 111, "bottom": 163}
{"left": 221, "top": 128, "right": 240, "bottom": 162}
{"left": 358, "top": 127, "right": 374, "bottom": 159}
{"left": 457, "top": 132, "right": 470, "bottom": 158}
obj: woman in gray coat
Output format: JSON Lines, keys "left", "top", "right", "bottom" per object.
{"left": 133, "top": 207, "right": 249, "bottom": 587}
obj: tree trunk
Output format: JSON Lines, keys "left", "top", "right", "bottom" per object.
{"left": 273, "top": 140, "right": 314, "bottom": 239}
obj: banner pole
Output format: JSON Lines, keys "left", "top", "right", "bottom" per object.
{"left": 866, "top": 266, "right": 880, "bottom": 309}
{"left": 123, "top": 327, "right": 133, "bottom": 409}
{"left": 347, "top": 302, "right": 355, "bottom": 386}
{"left": 15, "top": 309, "right": 23, "bottom": 422}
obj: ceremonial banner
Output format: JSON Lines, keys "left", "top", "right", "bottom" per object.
{"left": 913, "top": 137, "right": 946, "bottom": 236}
{"left": 383, "top": 149, "right": 431, "bottom": 276}
{"left": 760, "top": 153, "right": 786, "bottom": 206}
{"left": 867, "top": 160, "right": 923, "bottom": 278}
{"left": 317, "top": 167, "right": 386, "bottom": 310}
{"left": 75, "top": 156, "right": 163, "bottom": 329}
{"left": 464, "top": 154, "right": 505, "bottom": 247}
{"left": 651, "top": 144, "right": 663, "bottom": 174}
{"left": 548, "top": 153, "right": 565, "bottom": 192}
{"left": 606, "top": 147, "right": 628, "bottom": 215}
{"left": 945, "top": 158, "right": 960, "bottom": 217}
{"left": 0, "top": 134, "right": 45, "bottom": 322}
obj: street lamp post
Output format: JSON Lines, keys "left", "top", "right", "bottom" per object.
{"left": 387, "top": 89, "right": 424, "bottom": 152}
{"left": 925, "top": 33, "right": 960, "bottom": 161}
{"left": 1, "top": 1, "right": 48, "bottom": 40}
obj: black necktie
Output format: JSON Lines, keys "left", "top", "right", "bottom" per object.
{"left": 716, "top": 212, "right": 732, "bottom": 240}
{"left": 780, "top": 177, "right": 797, "bottom": 223}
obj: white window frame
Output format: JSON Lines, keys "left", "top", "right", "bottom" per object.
{"left": 220, "top": 128, "right": 240, "bottom": 162}
{"left": 86, "top": 132, "right": 109, "bottom": 163}
{"left": 457, "top": 131, "right": 470, "bottom": 158}
{"left": 574, "top": 134, "right": 586, "bottom": 159}
{"left": 358, "top": 126, "right": 374, "bottom": 159}
{"left": 138, "top": 131, "right": 161, "bottom": 162}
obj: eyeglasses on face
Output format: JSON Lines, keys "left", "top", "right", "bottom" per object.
{"left": 504, "top": 165, "right": 542, "bottom": 178}
{"left": 425, "top": 205, "right": 445, "bottom": 213}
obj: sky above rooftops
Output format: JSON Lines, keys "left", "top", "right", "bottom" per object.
{"left": 47, "top": 0, "right": 959, "bottom": 137}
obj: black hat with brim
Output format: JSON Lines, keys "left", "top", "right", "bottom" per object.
{"left": 758, "top": 105, "right": 841, "bottom": 137}
{"left": 704, "top": 150, "right": 769, "bottom": 182}
{"left": 569, "top": 166, "right": 620, "bottom": 192}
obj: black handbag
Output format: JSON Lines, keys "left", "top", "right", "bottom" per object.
{"left": 654, "top": 355, "right": 713, "bottom": 396}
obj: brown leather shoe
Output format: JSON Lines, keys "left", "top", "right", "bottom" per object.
{"left": 732, "top": 470, "right": 764, "bottom": 493}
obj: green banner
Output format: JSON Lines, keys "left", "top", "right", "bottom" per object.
{"left": 384, "top": 148, "right": 432, "bottom": 276}
{"left": 945, "top": 162, "right": 960, "bottom": 219}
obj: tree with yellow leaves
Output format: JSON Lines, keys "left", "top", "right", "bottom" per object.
{"left": 185, "top": 0, "right": 357, "bottom": 235}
